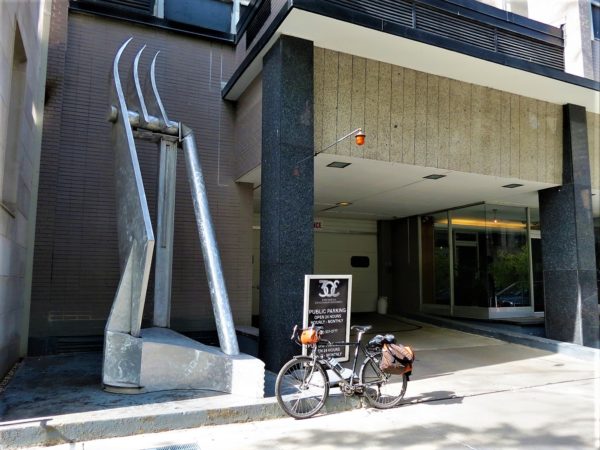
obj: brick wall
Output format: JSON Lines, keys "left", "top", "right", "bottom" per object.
{"left": 234, "top": 73, "right": 262, "bottom": 179}
{"left": 30, "top": 8, "right": 253, "bottom": 348}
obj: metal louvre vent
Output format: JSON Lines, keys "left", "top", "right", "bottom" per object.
{"left": 327, "top": 0, "right": 413, "bottom": 27}
{"left": 416, "top": 5, "right": 496, "bottom": 51}
{"left": 93, "top": 0, "right": 155, "bottom": 14}
{"left": 497, "top": 30, "right": 564, "bottom": 70}
{"left": 246, "top": 0, "right": 271, "bottom": 49}
{"left": 54, "top": 336, "right": 104, "bottom": 354}
{"left": 316, "top": 0, "right": 564, "bottom": 71}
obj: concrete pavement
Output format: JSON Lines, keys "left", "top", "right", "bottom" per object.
{"left": 29, "top": 377, "right": 598, "bottom": 449}
{"left": 1, "top": 315, "right": 598, "bottom": 449}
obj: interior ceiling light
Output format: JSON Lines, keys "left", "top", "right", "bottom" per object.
{"left": 336, "top": 201, "right": 352, "bottom": 207}
{"left": 502, "top": 183, "right": 524, "bottom": 188}
{"left": 423, "top": 174, "right": 446, "bottom": 180}
{"left": 327, "top": 161, "right": 351, "bottom": 168}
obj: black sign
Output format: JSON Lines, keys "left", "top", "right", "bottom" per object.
{"left": 303, "top": 275, "right": 352, "bottom": 361}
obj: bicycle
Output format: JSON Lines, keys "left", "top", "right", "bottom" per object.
{"left": 275, "top": 324, "right": 410, "bottom": 419}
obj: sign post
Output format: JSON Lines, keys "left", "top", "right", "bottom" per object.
{"left": 303, "top": 275, "right": 352, "bottom": 361}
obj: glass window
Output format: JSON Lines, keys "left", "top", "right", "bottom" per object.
{"left": 592, "top": 3, "right": 600, "bottom": 40}
{"left": 486, "top": 205, "right": 529, "bottom": 308}
{"left": 421, "top": 212, "right": 450, "bottom": 306}
{"left": 451, "top": 205, "right": 488, "bottom": 307}
{"left": 422, "top": 203, "right": 533, "bottom": 311}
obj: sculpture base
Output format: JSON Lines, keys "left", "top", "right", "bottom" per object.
{"left": 103, "top": 327, "right": 265, "bottom": 398}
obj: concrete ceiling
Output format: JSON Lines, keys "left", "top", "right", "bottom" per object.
{"left": 237, "top": 154, "right": 600, "bottom": 220}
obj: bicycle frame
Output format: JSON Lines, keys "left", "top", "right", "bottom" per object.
{"left": 308, "top": 329, "right": 382, "bottom": 390}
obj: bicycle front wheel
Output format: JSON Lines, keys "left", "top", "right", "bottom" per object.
{"left": 275, "top": 356, "right": 329, "bottom": 419}
{"left": 359, "top": 355, "right": 407, "bottom": 409}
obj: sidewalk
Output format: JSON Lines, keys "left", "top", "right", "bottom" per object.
{"left": 1, "top": 315, "right": 598, "bottom": 448}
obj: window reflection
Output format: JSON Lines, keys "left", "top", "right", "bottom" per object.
{"left": 452, "top": 205, "right": 488, "bottom": 307}
{"left": 486, "top": 205, "right": 529, "bottom": 308}
{"left": 422, "top": 203, "right": 531, "bottom": 311}
{"left": 421, "top": 212, "right": 450, "bottom": 306}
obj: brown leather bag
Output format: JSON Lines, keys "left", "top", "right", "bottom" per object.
{"left": 380, "top": 343, "right": 415, "bottom": 375}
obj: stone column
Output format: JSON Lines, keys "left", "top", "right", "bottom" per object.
{"left": 259, "top": 36, "right": 314, "bottom": 371}
{"left": 539, "top": 104, "right": 599, "bottom": 348}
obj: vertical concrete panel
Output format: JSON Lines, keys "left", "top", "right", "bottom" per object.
{"left": 520, "top": 97, "right": 539, "bottom": 181}
{"left": 587, "top": 111, "right": 600, "bottom": 190}
{"left": 426, "top": 74, "right": 439, "bottom": 168}
{"left": 364, "top": 58, "right": 379, "bottom": 160}
{"left": 500, "top": 92, "right": 511, "bottom": 177}
{"left": 437, "top": 77, "right": 450, "bottom": 170}
{"left": 488, "top": 89, "right": 502, "bottom": 176}
{"left": 470, "top": 84, "right": 485, "bottom": 174}
{"left": 449, "top": 80, "right": 470, "bottom": 172}
{"left": 510, "top": 94, "right": 521, "bottom": 178}
{"left": 544, "top": 103, "right": 558, "bottom": 184}
{"left": 350, "top": 56, "right": 366, "bottom": 159}
{"left": 322, "top": 49, "right": 338, "bottom": 155}
{"left": 537, "top": 100, "right": 547, "bottom": 182}
{"left": 313, "top": 47, "right": 324, "bottom": 154}
{"left": 390, "top": 66, "right": 404, "bottom": 162}
{"left": 377, "top": 62, "right": 391, "bottom": 162}
{"left": 414, "top": 71, "right": 427, "bottom": 166}
{"left": 402, "top": 68, "right": 416, "bottom": 164}
{"left": 555, "top": 106, "right": 563, "bottom": 183}
{"left": 336, "top": 52, "right": 352, "bottom": 156}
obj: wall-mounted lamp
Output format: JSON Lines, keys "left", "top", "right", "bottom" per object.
{"left": 294, "top": 128, "right": 366, "bottom": 170}
{"left": 321, "top": 127, "right": 365, "bottom": 152}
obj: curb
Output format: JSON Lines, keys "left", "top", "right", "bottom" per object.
{"left": 402, "top": 313, "right": 600, "bottom": 362}
{"left": 0, "top": 393, "right": 361, "bottom": 449}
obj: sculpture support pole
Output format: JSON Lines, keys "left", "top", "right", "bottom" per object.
{"left": 182, "top": 126, "right": 239, "bottom": 355}
{"left": 153, "top": 137, "right": 178, "bottom": 327}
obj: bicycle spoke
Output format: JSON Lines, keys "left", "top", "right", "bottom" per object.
{"left": 359, "top": 356, "right": 407, "bottom": 409}
{"left": 275, "top": 357, "right": 329, "bottom": 419}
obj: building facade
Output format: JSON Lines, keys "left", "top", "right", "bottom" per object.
{"left": 0, "top": 0, "right": 51, "bottom": 378}
{"left": 4, "top": 0, "right": 597, "bottom": 377}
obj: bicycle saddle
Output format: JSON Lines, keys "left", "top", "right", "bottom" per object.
{"left": 351, "top": 325, "right": 372, "bottom": 333}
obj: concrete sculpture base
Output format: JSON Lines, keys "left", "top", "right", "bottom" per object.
{"left": 103, "top": 328, "right": 265, "bottom": 398}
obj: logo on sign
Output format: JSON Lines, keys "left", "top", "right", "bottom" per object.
{"left": 318, "top": 280, "right": 340, "bottom": 298}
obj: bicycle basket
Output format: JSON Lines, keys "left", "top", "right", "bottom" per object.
{"left": 300, "top": 328, "right": 320, "bottom": 345}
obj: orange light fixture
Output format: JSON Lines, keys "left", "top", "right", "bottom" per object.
{"left": 355, "top": 129, "right": 365, "bottom": 146}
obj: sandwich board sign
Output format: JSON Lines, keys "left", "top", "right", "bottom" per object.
{"left": 303, "top": 275, "right": 352, "bottom": 361}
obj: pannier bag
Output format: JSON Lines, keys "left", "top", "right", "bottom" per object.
{"left": 380, "top": 343, "right": 415, "bottom": 376}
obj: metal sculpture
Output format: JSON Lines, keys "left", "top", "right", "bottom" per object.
{"left": 103, "top": 38, "right": 263, "bottom": 397}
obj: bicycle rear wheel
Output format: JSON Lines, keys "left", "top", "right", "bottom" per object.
{"left": 275, "top": 356, "right": 329, "bottom": 419}
{"left": 359, "top": 355, "right": 407, "bottom": 409}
